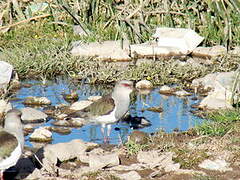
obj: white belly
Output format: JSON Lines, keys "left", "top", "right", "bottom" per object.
{"left": 0, "top": 143, "right": 22, "bottom": 170}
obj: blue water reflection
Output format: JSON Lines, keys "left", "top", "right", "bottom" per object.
{"left": 10, "top": 78, "right": 203, "bottom": 146}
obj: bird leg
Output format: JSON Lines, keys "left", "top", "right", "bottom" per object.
{"left": 0, "top": 170, "right": 3, "bottom": 180}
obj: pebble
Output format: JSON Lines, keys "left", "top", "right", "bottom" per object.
{"left": 136, "top": 80, "right": 153, "bottom": 89}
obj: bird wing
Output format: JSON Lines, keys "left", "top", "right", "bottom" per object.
{"left": 0, "top": 131, "right": 18, "bottom": 161}
{"left": 69, "top": 94, "right": 115, "bottom": 119}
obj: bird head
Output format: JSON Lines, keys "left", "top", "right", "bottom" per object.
{"left": 113, "top": 80, "right": 134, "bottom": 95}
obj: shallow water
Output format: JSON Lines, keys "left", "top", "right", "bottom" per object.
{"left": 10, "top": 78, "right": 204, "bottom": 147}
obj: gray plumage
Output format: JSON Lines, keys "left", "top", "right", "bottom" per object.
{"left": 0, "top": 109, "right": 24, "bottom": 178}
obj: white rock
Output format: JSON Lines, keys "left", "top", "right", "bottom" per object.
{"left": 35, "top": 139, "right": 98, "bottom": 172}
{"left": 0, "top": 61, "right": 13, "bottom": 89}
{"left": 71, "top": 40, "right": 131, "bottom": 61}
{"left": 229, "top": 46, "right": 240, "bottom": 55}
{"left": 199, "top": 159, "right": 232, "bottom": 172}
{"left": 199, "top": 93, "right": 233, "bottom": 110}
{"left": 192, "top": 46, "right": 227, "bottom": 58}
{"left": 30, "top": 127, "right": 52, "bottom": 141}
{"left": 192, "top": 71, "right": 237, "bottom": 109}
{"left": 153, "top": 27, "right": 204, "bottom": 53}
{"left": 89, "top": 153, "right": 120, "bottom": 169}
{"left": 130, "top": 42, "right": 187, "bottom": 57}
{"left": 116, "top": 171, "right": 141, "bottom": 180}
{"left": 137, "top": 151, "right": 177, "bottom": 169}
{"left": 70, "top": 100, "right": 93, "bottom": 111}
{"left": 87, "top": 96, "right": 102, "bottom": 102}
{"left": 136, "top": 80, "right": 153, "bottom": 89}
{"left": 21, "top": 107, "right": 48, "bottom": 122}
{"left": 174, "top": 90, "right": 191, "bottom": 96}
{"left": 109, "top": 164, "right": 145, "bottom": 171}
{"left": 0, "top": 100, "right": 12, "bottom": 114}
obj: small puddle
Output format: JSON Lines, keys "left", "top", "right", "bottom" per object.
{"left": 10, "top": 78, "right": 204, "bottom": 147}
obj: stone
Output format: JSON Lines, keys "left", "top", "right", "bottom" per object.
{"left": 35, "top": 139, "right": 98, "bottom": 171}
{"left": 62, "top": 91, "right": 79, "bottom": 103}
{"left": 20, "top": 107, "right": 48, "bottom": 123}
{"left": 130, "top": 42, "right": 187, "bottom": 58}
{"left": 137, "top": 151, "right": 178, "bottom": 170}
{"left": 52, "top": 118, "right": 85, "bottom": 127}
{"left": 0, "top": 61, "right": 13, "bottom": 90}
{"left": 71, "top": 40, "right": 131, "bottom": 61}
{"left": 0, "top": 99, "right": 12, "bottom": 114}
{"left": 23, "top": 96, "right": 51, "bottom": 105}
{"left": 128, "top": 131, "right": 149, "bottom": 144}
{"left": 70, "top": 100, "right": 93, "bottom": 111}
{"left": 199, "top": 94, "right": 233, "bottom": 110}
{"left": 229, "top": 46, "right": 240, "bottom": 55}
{"left": 192, "top": 45, "right": 227, "bottom": 58}
{"left": 199, "top": 159, "right": 232, "bottom": 172}
{"left": 89, "top": 153, "right": 120, "bottom": 169}
{"left": 115, "top": 171, "right": 141, "bottom": 180}
{"left": 136, "top": 80, "right": 153, "bottom": 89}
{"left": 48, "top": 126, "right": 71, "bottom": 135}
{"left": 109, "top": 164, "right": 145, "bottom": 171}
{"left": 174, "top": 90, "right": 192, "bottom": 96}
{"left": 192, "top": 71, "right": 237, "bottom": 109}
{"left": 29, "top": 127, "right": 52, "bottom": 142}
{"left": 87, "top": 96, "right": 102, "bottom": 102}
{"left": 159, "top": 85, "right": 174, "bottom": 94}
{"left": 153, "top": 27, "right": 204, "bottom": 54}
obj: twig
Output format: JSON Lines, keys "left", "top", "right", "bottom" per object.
{"left": 0, "top": 14, "right": 52, "bottom": 31}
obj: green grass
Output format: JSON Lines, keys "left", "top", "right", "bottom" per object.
{"left": 125, "top": 140, "right": 148, "bottom": 155}
{"left": 196, "top": 110, "right": 240, "bottom": 136}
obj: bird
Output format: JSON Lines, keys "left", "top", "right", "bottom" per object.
{"left": 0, "top": 109, "right": 24, "bottom": 180}
{"left": 68, "top": 80, "right": 134, "bottom": 143}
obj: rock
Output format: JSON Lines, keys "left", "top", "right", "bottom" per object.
{"left": 124, "top": 116, "right": 151, "bottom": 129}
{"left": 115, "top": 171, "right": 141, "bottom": 180}
{"left": 199, "top": 159, "right": 232, "bottom": 172}
{"left": 48, "top": 126, "right": 71, "bottom": 135}
{"left": 23, "top": 96, "right": 51, "bottom": 105}
{"left": 174, "top": 90, "right": 191, "bottom": 96}
{"left": 29, "top": 127, "right": 52, "bottom": 142}
{"left": 199, "top": 94, "right": 233, "bottom": 110}
{"left": 128, "top": 131, "right": 149, "bottom": 144}
{"left": 87, "top": 96, "right": 102, "bottom": 102}
{"left": 109, "top": 164, "right": 144, "bottom": 171}
{"left": 159, "top": 85, "right": 174, "bottom": 94}
{"left": 70, "top": 100, "right": 93, "bottom": 111}
{"left": 62, "top": 91, "right": 79, "bottom": 103}
{"left": 137, "top": 151, "right": 179, "bottom": 170}
{"left": 145, "top": 106, "right": 163, "bottom": 113}
{"left": 0, "top": 100, "right": 12, "bottom": 115}
{"left": 52, "top": 118, "right": 85, "bottom": 127}
{"left": 229, "top": 46, "right": 240, "bottom": 55}
{"left": 153, "top": 27, "right": 204, "bottom": 54}
{"left": 56, "top": 113, "right": 68, "bottom": 120}
{"left": 192, "top": 45, "right": 227, "bottom": 58}
{"left": 23, "top": 124, "right": 34, "bottom": 134}
{"left": 20, "top": 107, "right": 48, "bottom": 123}
{"left": 89, "top": 153, "right": 120, "bottom": 169}
{"left": 35, "top": 139, "right": 98, "bottom": 171}
{"left": 0, "top": 61, "right": 13, "bottom": 90}
{"left": 130, "top": 42, "right": 187, "bottom": 58}
{"left": 192, "top": 71, "right": 237, "bottom": 109}
{"left": 71, "top": 40, "right": 131, "bottom": 61}
{"left": 136, "top": 80, "right": 153, "bottom": 89}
